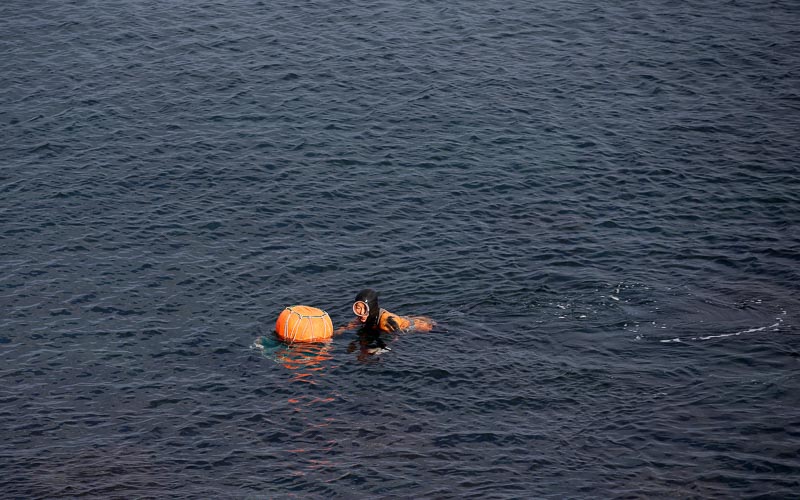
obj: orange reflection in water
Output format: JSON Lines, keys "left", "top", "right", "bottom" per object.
{"left": 276, "top": 342, "right": 341, "bottom": 475}
{"left": 275, "top": 341, "right": 333, "bottom": 384}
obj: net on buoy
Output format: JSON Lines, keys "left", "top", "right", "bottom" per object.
{"left": 275, "top": 305, "right": 333, "bottom": 343}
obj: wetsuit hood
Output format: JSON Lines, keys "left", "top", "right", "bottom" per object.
{"left": 355, "top": 288, "right": 380, "bottom": 328}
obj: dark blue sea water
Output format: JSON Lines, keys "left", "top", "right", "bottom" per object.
{"left": 2, "top": 0, "right": 799, "bottom": 497}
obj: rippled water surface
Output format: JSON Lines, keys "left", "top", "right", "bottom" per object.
{"left": 2, "top": 0, "right": 800, "bottom": 497}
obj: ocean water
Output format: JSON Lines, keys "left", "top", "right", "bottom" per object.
{"left": 2, "top": 0, "right": 799, "bottom": 498}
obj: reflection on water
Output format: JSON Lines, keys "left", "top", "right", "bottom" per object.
{"left": 347, "top": 330, "right": 394, "bottom": 363}
{"left": 253, "top": 335, "right": 340, "bottom": 477}
{"left": 253, "top": 335, "right": 334, "bottom": 384}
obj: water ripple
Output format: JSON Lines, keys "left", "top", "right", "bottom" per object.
{"left": 2, "top": 0, "right": 800, "bottom": 497}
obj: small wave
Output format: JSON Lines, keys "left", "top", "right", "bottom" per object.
{"left": 660, "top": 314, "right": 785, "bottom": 343}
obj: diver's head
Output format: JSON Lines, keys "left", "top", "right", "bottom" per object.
{"left": 353, "top": 288, "right": 380, "bottom": 325}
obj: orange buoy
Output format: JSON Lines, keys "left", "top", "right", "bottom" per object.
{"left": 275, "top": 305, "right": 333, "bottom": 343}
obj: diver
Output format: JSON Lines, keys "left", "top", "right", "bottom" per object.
{"left": 337, "top": 288, "right": 436, "bottom": 357}
{"left": 348, "top": 288, "right": 435, "bottom": 333}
